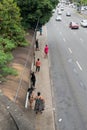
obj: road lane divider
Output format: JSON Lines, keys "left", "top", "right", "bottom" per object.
{"left": 59, "top": 32, "right": 62, "bottom": 35}
{"left": 76, "top": 61, "right": 82, "bottom": 71}
{"left": 68, "top": 47, "right": 72, "bottom": 54}
{"left": 80, "top": 38, "right": 84, "bottom": 43}
{"left": 63, "top": 38, "right": 66, "bottom": 42}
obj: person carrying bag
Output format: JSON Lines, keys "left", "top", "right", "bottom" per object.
{"left": 34, "top": 92, "right": 45, "bottom": 114}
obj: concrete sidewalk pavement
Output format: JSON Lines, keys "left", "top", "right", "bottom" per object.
{"left": 32, "top": 25, "right": 55, "bottom": 130}
{"left": 0, "top": 25, "right": 55, "bottom": 130}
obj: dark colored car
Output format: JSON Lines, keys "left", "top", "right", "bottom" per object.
{"left": 69, "top": 22, "right": 79, "bottom": 29}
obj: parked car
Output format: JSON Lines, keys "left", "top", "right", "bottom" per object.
{"left": 81, "top": 6, "right": 85, "bottom": 11}
{"left": 84, "top": 6, "right": 87, "bottom": 10}
{"left": 66, "top": 12, "right": 71, "bottom": 16}
{"left": 80, "top": 19, "right": 87, "bottom": 27}
{"left": 69, "top": 22, "right": 79, "bottom": 29}
{"left": 56, "top": 16, "right": 62, "bottom": 21}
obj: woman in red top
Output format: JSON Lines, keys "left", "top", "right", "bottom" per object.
{"left": 44, "top": 44, "right": 49, "bottom": 57}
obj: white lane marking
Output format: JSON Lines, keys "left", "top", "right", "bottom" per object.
{"left": 80, "top": 38, "right": 84, "bottom": 42}
{"left": 76, "top": 61, "right": 82, "bottom": 71}
{"left": 60, "top": 32, "right": 62, "bottom": 35}
{"left": 68, "top": 48, "right": 72, "bottom": 54}
{"left": 63, "top": 38, "right": 66, "bottom": 42}
{"left": 59, "top": 118, "right": 62, "bottom": 122}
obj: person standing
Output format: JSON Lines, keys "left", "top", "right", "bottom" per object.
{"left": 35, "top": 39, "right": 39, "bottom": 51}
{"left": 34, "top": 92, "right": 45, "bottom": 114}
{"left": 35, "top": 58, "right": 41, "bottom": 72}
{"left": 31, "top": 72, "right": 36, "bottom": 87}
{"left": 40, "top": 27, "right": 42, "bottom": 35}
{"left": 44, "top": 44, "right": 49, "bottom": 58}
{"left": 28, "top": 87, "right": 35, "bottom": 109}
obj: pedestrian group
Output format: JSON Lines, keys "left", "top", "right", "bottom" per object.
{"left": 28, "top": 29, "right": 49, "bottom": 114}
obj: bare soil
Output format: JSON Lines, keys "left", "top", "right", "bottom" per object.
{"left": 0, "top": 30, "right": 34, "bottom": 109}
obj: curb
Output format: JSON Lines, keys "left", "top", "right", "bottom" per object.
{"left": 35, "top": 25, "right": 56, "bottom": 130}
{"left": 47, "top": 33, "right": 56, "bottom": 130}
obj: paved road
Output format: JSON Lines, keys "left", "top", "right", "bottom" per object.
{"left": 46, "top": 5, "right": 87, "bottom": 130}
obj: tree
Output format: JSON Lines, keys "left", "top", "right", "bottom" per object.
{"left": 50, "top": 0, "right": 59, "bottom": 8}
{"left": 0, "top": 0, "right": 27, "bottom": 48}
{"left": 0, "top": 0, "right": 28, "bottom": 79}
{"left": 15, "top": 0, "right": 58, "bottom": 29}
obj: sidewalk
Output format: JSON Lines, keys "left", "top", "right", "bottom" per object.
{"left": 32, "top": 25, "right": 55, "bottom": 130}
{"left": 0, "top": 25, "right": 55, "bottom": 130}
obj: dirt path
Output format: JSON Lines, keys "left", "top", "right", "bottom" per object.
{"left": 0, "top": 30, "right": 34, "bottom": 109}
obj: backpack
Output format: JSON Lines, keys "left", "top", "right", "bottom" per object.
{"left": 34, "top": 98, "right": 45, "bottom": 111}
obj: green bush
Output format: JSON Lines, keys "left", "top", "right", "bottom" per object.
{"left": 0, "top": 37, "right": 16, "bottom": 51}
{"left": 0, "top": 0, "right": 29, "bottom": 79}
{"left": 0, "top": 50, "right": 17, "bottom": 78}
{"left": 2, "top": 66, "right": 18, "bottom": 76}
{"left": 0, "top": 51, "right": 13, "bottom": 66}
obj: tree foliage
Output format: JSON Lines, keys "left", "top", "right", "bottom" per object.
{"left": 0, "top": 0, "right": 59, "bottom": 80}
{"left": 0, "top": 0, "right": 27, "bottom": 79}
{"left": 0, "top": 0, "right": 27, "bottom": 47}
{"left": 73, "top": 0, "right": 87, "bottom": 5}
{"left": 15, "top": 0, "right": 58, "bottom": 29}
{"left": 80, "top": 0, "right": 87, "bottom": 5}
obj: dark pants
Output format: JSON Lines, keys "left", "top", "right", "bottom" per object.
{"left": 31, "top": 80, "right": 36, "bottom": 87}
{"left": 36, "top": 66, "right": 40, "bottom": 72}
{"left": 36, "top": 42, "right": 39, "bottom": 49}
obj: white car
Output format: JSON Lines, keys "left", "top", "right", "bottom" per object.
{"left": 52, "top": 9, "right": 55, "bottom": 13}
{"left": 56, "top": 16, "right": 62, "bottom": 21}
{"left": 80, "top": 20, "right": 87, "bottom": 27}
{"left": 66, "top": 12, "right": 71, "bottom": 16}
{"left": 61, "top": 7, "right": 64, "bottom": 11}
{"left": 81, "top": 6, "right": 85, "bottom": 11}
{"left": 57, "top": 10, "right": 62, "bottom": 15}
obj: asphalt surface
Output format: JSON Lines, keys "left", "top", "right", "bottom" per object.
{"left": 47, "top": 5, "right": 87, "bottom": 130}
